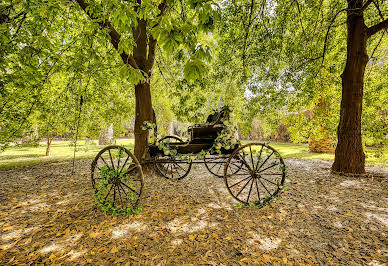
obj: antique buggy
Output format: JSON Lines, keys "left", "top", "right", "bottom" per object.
{"left": 91, "top": 107, "right": 286, "bottom": 213}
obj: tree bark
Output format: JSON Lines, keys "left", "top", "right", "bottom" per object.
{"left": 332, "top": 0, "right": 368, "bottom": 175}
{"left": 134, "top": 82, "right": 154, "bottom": 160}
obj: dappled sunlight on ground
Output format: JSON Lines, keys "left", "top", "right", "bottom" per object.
{"left": 0, "top": 159, "right": 387, "bottom": 264}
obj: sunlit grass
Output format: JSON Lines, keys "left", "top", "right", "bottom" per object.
{"left": 241, "top": 140, "right": 387, "bottom": 167}
{"left": 0, "top": 139, "right": 385, "bottom": 170}
{"left": 0, "top": 139, "right": 134, "bottom": 170}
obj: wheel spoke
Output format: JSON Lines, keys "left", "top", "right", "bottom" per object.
{"left": 261, "top": 177, "right": 278, "bottom": 186}
{"left": 228, "top": 173, "right": 251, "bottom": 177}
{"left": 173, "top": 162, "right": 186, "bottom": 172}
{"left": 99, "top": 156, "right": 109, "bottom": 168}
{"left": 249, "top": 146, "right": 255, "bottom": 170}
{"left": 119, "top": 155, "right": 130, "bottom": 175}
{"left": 118, "top": 183, "right": 136, "bottom": 208}
{"left": 117, "top": 150, "right": 122, "bottom": 170}
{"left": 259, "top": 178, "right": 273, "bottom": 197}
{"left": 215, "top": 163, "right": 223, "bottom": 174}
{"left": 121, "top": 182, "right": 140, "bottom": 196}
{"left": 108, "top": 149, "right": 115, "bottom": 170}
{"left": 113, "top": 186, "right": 116, "bottom": 207}
{"left": 257, "top": 163, "right": 279, "bottom": 174}
{"left": 246, "top": 178, "right": 254, "bottom": 203}
{"left": 115, "top": 184, "right": 123, "bottom": 207}
{"left": 229, "top": 175, "right": 251, "bottom": 188}
{"left": 257, "top": 151, "right": 274, "bottom": 171}
{"left": 103, "top": 184, "right": 114, "bottom": 202}
{"left": 238, "top": 154, "right": 251, "bottom": 171}
{"left": 236, "top": 177, "right": 253, "bottom": 197}
{"left": 254, "top": 145, "right": 264, "bottom": 170}
{"left": 255, "top": 178, "right": 261, "bottom": 201}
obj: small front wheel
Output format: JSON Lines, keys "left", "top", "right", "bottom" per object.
{"left": 154, "top": 136, "right": 192, "bottom": 180}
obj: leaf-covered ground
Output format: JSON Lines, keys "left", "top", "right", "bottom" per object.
{"left": 0, "top": 159, "right": 387, "bottom": 264}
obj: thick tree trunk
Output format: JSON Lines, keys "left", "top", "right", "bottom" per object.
{"left": 332, "top": 1, "right": 368, "bottom": 175}
{"left": 134, "top": 81, "right": 153, "bottom": 161}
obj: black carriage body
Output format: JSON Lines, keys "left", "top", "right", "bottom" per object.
{"left": 148, "top": 107, "right": 238, "bottom": 157}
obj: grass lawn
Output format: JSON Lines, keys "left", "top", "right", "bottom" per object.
{"left": 0, "top": 139, "right": 386, "bottom": 170}
{"left": 0, "top": 139, "right": 134, "bottom": 171}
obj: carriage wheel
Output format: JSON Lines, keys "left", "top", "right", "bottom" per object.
{"left": 204, "top": 156, "right": 243, "bottom": 178}
{"left": 224, "top": 143, "right": 286, "bottom": 206}
{"left": 155, "top": 136, "right": 192, "bottom": 180}
{"left": 91, "top": 145, "right": 143, "bottom": 213}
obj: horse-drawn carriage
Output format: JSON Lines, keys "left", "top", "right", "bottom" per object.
{"left": 91, "top": 106, "right": 286, "bottom": 213}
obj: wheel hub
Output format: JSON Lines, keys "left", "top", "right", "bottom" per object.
{"left": 112, "top": 175, "right": 121, "bottom": 185}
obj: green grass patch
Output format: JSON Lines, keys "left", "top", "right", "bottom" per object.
{"left": 0, "top": 139, "right": 385, "bottom": 171}
{"left": 241, "top": 141, "right": 387, "bottom": 167}
{"left": 0, "top": 139, "right": 134, "bottom": 171}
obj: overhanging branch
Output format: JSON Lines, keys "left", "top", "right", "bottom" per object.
{"left": 367, "top": 18, "right": 388, "bottom": 37}
{"left": 362, "top": 0, "right": 373, "bottom": 10}
{"left": 73, "top": 0, "right": 138, "bottom": 69}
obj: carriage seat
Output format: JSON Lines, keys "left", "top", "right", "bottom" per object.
{"left": 188, "top": 107, "right": 228, "bottom": 143}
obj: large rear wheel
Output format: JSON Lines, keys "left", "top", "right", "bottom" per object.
{"left": 91, "top": 145, "right": 143, "bottom": 213}
{"left": 224, "top": 143, "right": 286, "bottom": 206}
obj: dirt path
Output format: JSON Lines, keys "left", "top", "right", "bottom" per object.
{"left": 0, "top": 159, "right": 387, "bottom": 264}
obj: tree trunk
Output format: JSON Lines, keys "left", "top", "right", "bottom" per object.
{"left": 332, "top": 1, "right": 368, "bottom": 175}
{"left": 46, "top": 137, "right": 52, "bottom": 156}
{"left": 134, "top": 81, "right": 154, "bottom": 161}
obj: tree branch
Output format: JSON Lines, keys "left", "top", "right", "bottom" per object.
{"left": 145, "top": 36, "right": 157, "bottom": 73}
{"left": 73, "top": 0, "right": 138, "bottom": 69}
{"left": 372, "top": 0, "right": 385, "bottom": 21}
{"left": 367, "top": 18, "right": 388, "bottom": 37}
{"left": 151, "top": 0, "right": 168, "bottom": 29}
{"left": 321, "top": 8, "right": 347, "bottom": 65}
{"left": 362, "top": 0, "right": 373, "bottom": 10}
{"left": 145, "top": 0, "right": 167, "bottom": 73}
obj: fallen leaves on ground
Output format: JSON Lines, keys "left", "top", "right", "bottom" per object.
{"left": 0, "top": 159, "right": 387, "bottom": 264}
